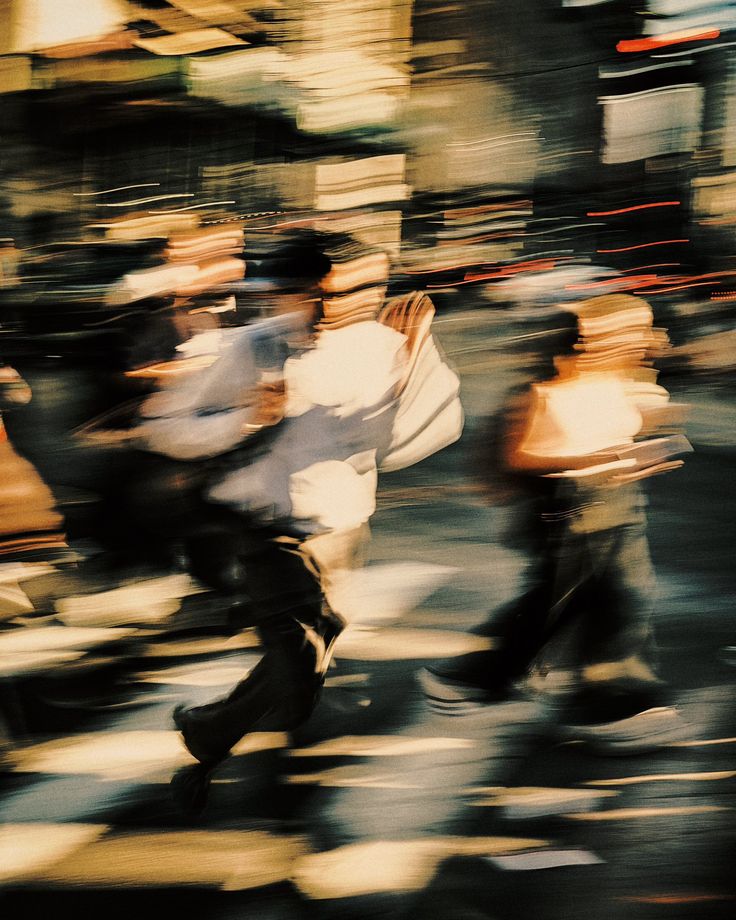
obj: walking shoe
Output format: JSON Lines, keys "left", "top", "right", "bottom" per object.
{"left": 418, "top": 667, "right": 495, "bottom": 705}
{"left": 418, "top": 648, "right": 515, "bottom": 708}
{"left": 564, "top": 705, "right": 688, "bottom": 755}
{"left": 173, "top": 704, "right": 227, "bottom": 766}
{"left": 560, "top": 686, "right": 689, "bottom": 755}
{"left": 170, "top": 762, "right": 214, "bottom": 816}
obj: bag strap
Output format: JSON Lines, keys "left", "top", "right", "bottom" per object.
{"left": 377, "top": 291, "right": 436, "bottom": 393}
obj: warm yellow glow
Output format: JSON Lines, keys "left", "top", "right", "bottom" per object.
{"left": 289, "top": 734, "right": 477, "bottom": 758}
{"left": 293, "top": 835, "right": 549, "bottom": 899}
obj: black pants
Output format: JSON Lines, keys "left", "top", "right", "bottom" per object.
{"left": 439, "top": 482, "right": 660, "bottom": 696}
{"left": 180, "top": 519, "right": 342, "bottom": 760}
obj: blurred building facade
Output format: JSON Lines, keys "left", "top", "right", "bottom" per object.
{"left": 2, "top": 1, "right": 736, "bottom": 325}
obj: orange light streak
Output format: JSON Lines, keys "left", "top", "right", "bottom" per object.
{"left": 444, "top": 200, "right": 532, "bottom": 219}
{"left": 597, "top": 240, "right": 689, "bottom": 253}
{"left": 670, "top": 270, "right": 736, "bottom": 283}
{"left": 633, "top": 282, "right": 713, "bottom": 295}
{"left": 617, "top": 29, "right": 720, "bottom": 53}
{"left": 587, "top": 201, "right": 680, "bottom": 217}
{"left": 564, "top": 274, "right": 659, "bottom": 291}
{"left": 464, "top": 259, "right": 557, "bottom": 282}
{"left": 624, "top": 894, "right": 733, "bottom": 905}
{"left": 621, "top": 263, "right": 681, "bottom": 272}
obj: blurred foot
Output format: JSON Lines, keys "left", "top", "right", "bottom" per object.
{"left": 561, "top": 687, "right": 688, "bottom": 755}
{"left": 305, "top": 608, "right": 346, "bottom": 676}
{"left": 418, "top": 646, "right": 518, "bottom": 706}
{"left": 418, "top": 667, "right": 518, "bottom": 714}
{"left": 565, "top": 706, "right": 688, "bottom": 755}
{"left": 418, "top": 667, "right": 494, "bottom": 704}
{"left": 170, "top": 763, "right": 214, "bottom": 816}
{"left": 173, "top": 704, "right": 227, "bottom": 766}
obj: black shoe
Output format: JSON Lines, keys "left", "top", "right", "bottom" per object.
{"left": 418, "top": 667, "right": 495, "bottom": 705}
{"left": 563, "top": 683, "right": 669, "bottom": 725}
{"left": 564, "top": 705, "right": 688, "bottom": 755}
{"left": 419, "top": 648, "right": 515, "bottom": 707}
{"left": 300, "top": 608, "right": 346, "bottom": 676}
{"left": 173, "top": 704, "right": 227, "bottom": 766}
{"left": 170, "top": 763, "right": 214, "bottom": 816}
{"left": 561, "top": 686, "right": 688, "bottom": 755}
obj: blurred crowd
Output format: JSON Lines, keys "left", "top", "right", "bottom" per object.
{"left": 1, "top": 1, "right": 736, "bottom": 917}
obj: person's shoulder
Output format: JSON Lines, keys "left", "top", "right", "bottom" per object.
{"left": 322, "top": 320, "right": 407, "bottom": 347}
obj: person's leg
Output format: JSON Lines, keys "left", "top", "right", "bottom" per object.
{"left": 174, "top": 528, "right": 337, "bottom": 764}
{"left": 556, "top": 503, "right": 687, "bottom": 751}
{"left": 420, "top": 511, "right": 586, "bottom": 702}
{"left": 577, "top": 521, "right": 659, "bottom": 685}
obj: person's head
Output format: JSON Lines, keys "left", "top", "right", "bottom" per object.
{"left": 253, "top": 230, "right": 333, "bottom": 327}
{"left": 570, "top": 293, "right": 666, "bottom": 374}
{"left": 509, "top": 306, "right": 579, "bottom": 381}
{"left": 252, "top": 229, "right": 391, "bottom": 330}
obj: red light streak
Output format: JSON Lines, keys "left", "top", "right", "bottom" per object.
{"left": 587, "top": 202, "right": 680, "bottom": 217}
{"left": 464, "top": 259, "right": 557, "bottom": 282}
{"left": 633, "top": 282, "right": 712, "bottom": 295}
{"left": 617, "top": 29, "right": 720, "bottom": 53}
{"left": 597, "top": 240, "right": 689, "bottom": 253}
{"left": 621, "top": 263, "right": 681, "bottom": 272}
{"left": 564, "top": 274, "right": 659, "bottom": 291}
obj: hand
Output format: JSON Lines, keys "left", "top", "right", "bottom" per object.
{"left": 0, "top": 366, "right": 32, "bottom": 407}
{"left": 251, "top": 379, "right": 286, "bottom": 428}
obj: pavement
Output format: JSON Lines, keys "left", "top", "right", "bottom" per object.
{"left": 1, "top": 310, "right": 735, "bottom": 919}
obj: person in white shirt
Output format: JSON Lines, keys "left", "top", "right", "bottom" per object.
{"left": 171, "top": 232, "right": 408, "bottom": 810}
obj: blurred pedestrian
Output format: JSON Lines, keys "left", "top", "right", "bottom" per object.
{"left": 422, "top": 295, "right": 690, "bottom": 753}
{"left": 169, "top": 232, "right": 409, "bottom": 809}
{"left": 0, "top": 364, "right": 67, "bottom": 564}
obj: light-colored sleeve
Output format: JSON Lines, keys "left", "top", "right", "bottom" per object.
{"left": 139, "top": 406, "right": 255, "bottom": 461}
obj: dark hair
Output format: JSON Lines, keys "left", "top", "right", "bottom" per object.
{"left": 251, "top": 230, "right": 334, "bottom": 291}
{"left": 507, "top": 306, "right": 579, "bottom": 379}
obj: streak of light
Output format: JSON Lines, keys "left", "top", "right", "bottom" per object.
{"left": 617, "top": 29, "right": 720, "bottom": 54}
{"left": 100, "top": 194, "right": 194, "bottom": 208}
{"left": 74, "top": 184, "right": 160, "bottom": 197}
{"left": 155, "top": 201, "right": 236, "bottom": 213}
{"left": 587, "top": 201, "right": 680, "bottom": 217}
{"left": 597, "top": 240, "right": 689, "bottom": 253}
{"left": 633, "top": 282, "right": 712, "bottom": 294}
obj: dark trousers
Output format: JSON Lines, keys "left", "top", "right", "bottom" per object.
{"left": 444, "top": 482, "right": 660, "bottom": 695}
{"left": 181, "top": 518, "right": 341, "bottom": 760}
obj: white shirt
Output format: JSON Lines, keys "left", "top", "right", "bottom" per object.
{"left": 209, "top": 321, "right": 408, "bottom": 533}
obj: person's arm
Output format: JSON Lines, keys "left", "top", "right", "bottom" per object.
{"left": 0, "top": 365, "right": 32, "bottom": 409}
